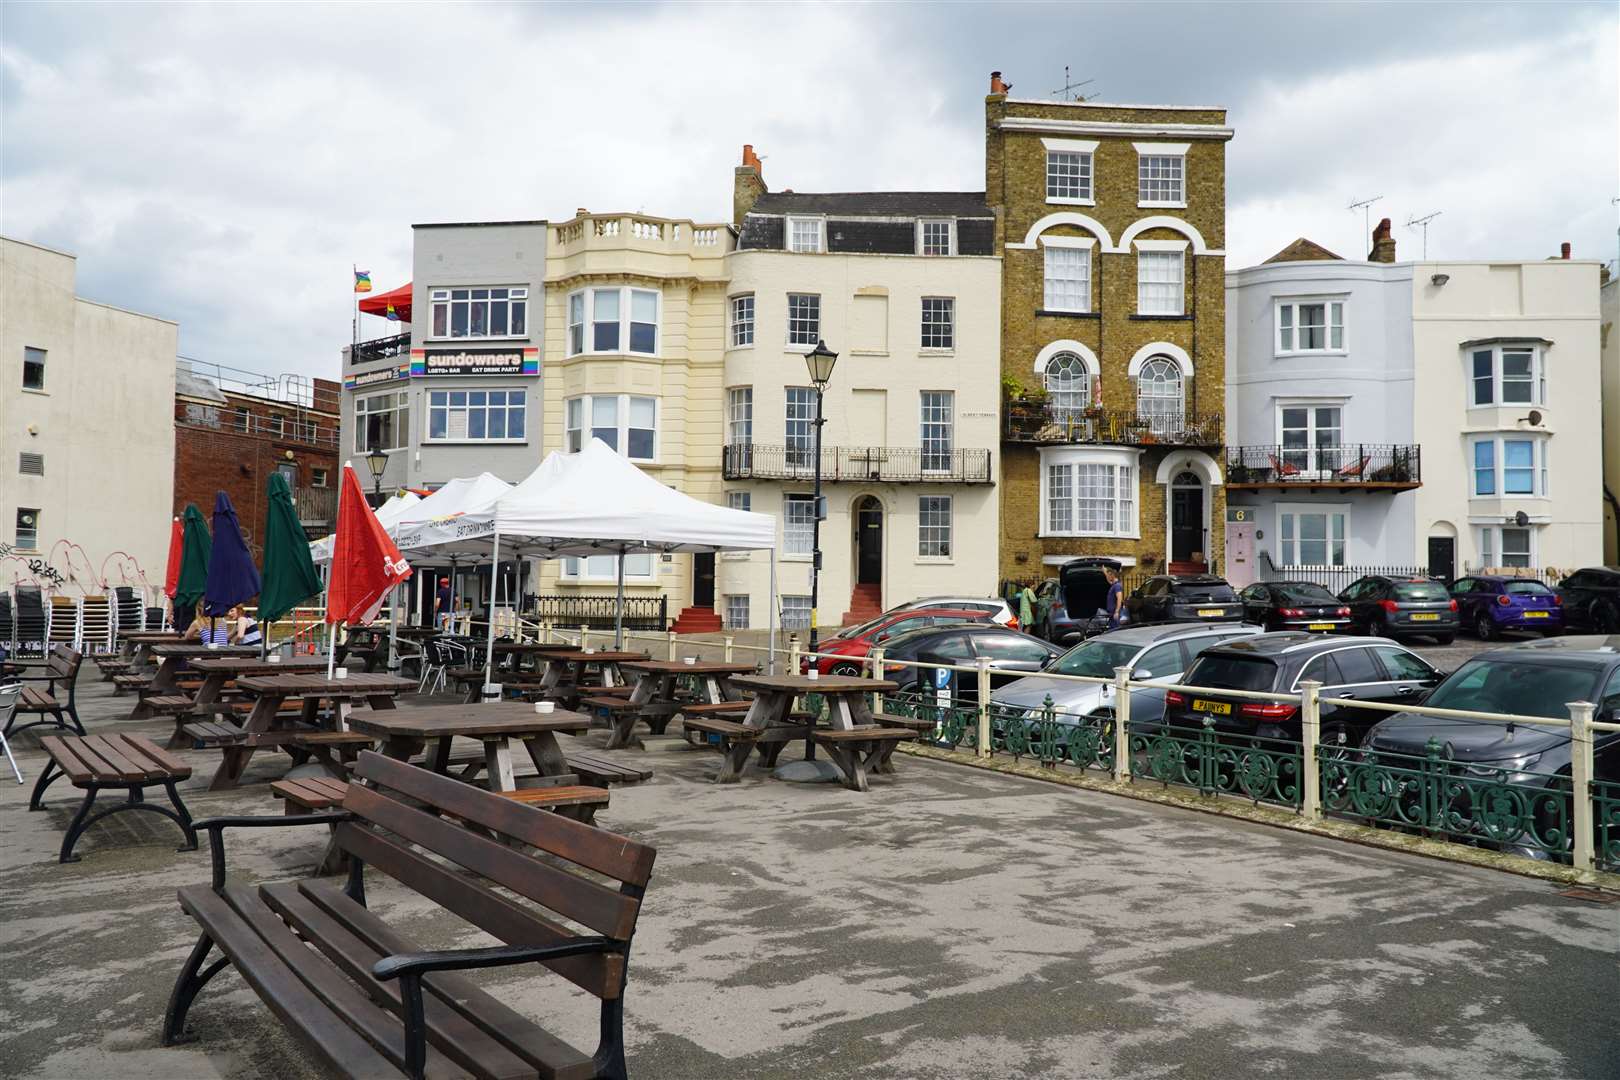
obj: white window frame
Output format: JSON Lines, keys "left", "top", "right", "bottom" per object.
{"left": 786, "top": 216, "right": 825, "bottom": 254}
{"left": 1043, "top": 352, "right": 1096, "bottom": 424}
{"left": 1038, "top": 447, "right": 1140, "bottom": 539}
{"left": 783, "top": 495, "right": 816, "bottom": 558}
{"left": 560, "top": 553, "right": 657, "bottom": 583}
{"left": 920, "top": 297, "right": 955, "bottom": 351}
{"left": 920, "top": 391, "right": 954, "bottom": 473}
{"left": 785, "top": 387, "right": 816, "bottom": 468}
{"left": 1042, "top": 236, "right": 1094, "bottom": 313}
{"left": 1275, "top": 401, "right": 1345, "bottom": 476}
{"left": 1275, "top": 503, "right": 1350, "bottom": 567}
{"left": 1042, "top": 138, "right": 1097, "bottom": 205}
{"left": 1135, "top": 245, "right": 1186, "bottom": 316}
{"left": 786, "top": 293, "right": 821, "bottom": 349}
{"left": 724, "top": 594, "right": 751, "bottom": 630}
{"left": 1275, "top": 298, "right": 1347, "bottom": 355}
{"left": 1468, "top": 434, "right": 1547, "bottom": 498}
{"left": 424, "top": 388, "right": 526, "bottom": 444}
{"left": 1136, "top": 357, "right": 1185, "bottom": 434}
{"left": 1478, "top": 525, "right": 1538, "bottom": 570}
{"left": 917, "top": 218, "right": 956, "bottom": 256}
{"left": 354, "top": 390, "right": 410, "bottom": 452}
{"left": 729, "top": 294, "right": 755, "bottom": 348}
{"left": 428, "top": 286, "right": 529, "bottom": 340}
{"left": 781, "top": 595, "right": 812, "bottom": 630}
{"left": 564, "top": 393, "right": 659, "bottom": 462}
{"left": 1467, "top": 343, "right": 1546, "bottom": 408}
{"left": 918, "top": 495, "right": 953, "bottom": 559}
{"left": 1134, "top": 142, "right": 1188, "bottom": 208}
{"left": 726, "top": 387, "right": 753, "bottom": 445}
{"left": 564, "top": 286, "right": 660, "bottom": 357}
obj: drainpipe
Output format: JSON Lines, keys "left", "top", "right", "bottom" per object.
{"left": 1606, "top": 485, "right": 1620, "bottom": 563}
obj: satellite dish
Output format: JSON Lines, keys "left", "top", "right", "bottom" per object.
{"left": 1514, "top": 511, "right": 1530, "bottom": 527}
{"left": 1527, "top": 410, "right": 1543, "bottom": 426}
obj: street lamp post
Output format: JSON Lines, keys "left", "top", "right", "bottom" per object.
{"left": 364, "top": 447, "right": 389, "bottom": 506}
{"left": 804, "top": 341, "right": 838, "bottom": 654}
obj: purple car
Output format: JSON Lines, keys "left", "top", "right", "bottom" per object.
{"left": 1448, "top": 575, "right": 1563, "bottom": 640}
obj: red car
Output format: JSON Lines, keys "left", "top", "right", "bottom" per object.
{"left": 803, "top": 607, "right": 994, "bottom": 675}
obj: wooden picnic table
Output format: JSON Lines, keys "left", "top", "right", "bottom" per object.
{"left": 724, "top": 673, "right": 903, "bottom": 791}
{"left": 532, "top": 649, "right": 649, "bottom": 697}
{"left": 207, "top": 672, "right": 416, "bottom": 790}
{"left": 117, "top": 630, "right": 181, "bottom": 669}
{"left": 347, "top": 701, "right": 591, "bottom": 792}
{"left": 128, "top": 644, "right": 258, "bottom": 722}
{"left": 492, "top": 641, "right": 570, "bottom": 674}
{"left": 181, "top": 655, "right": 326, "bottom": 719}
{"left": 610, "top": 659, "right": 757, "bottom": 750}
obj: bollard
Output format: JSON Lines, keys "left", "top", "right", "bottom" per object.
{"left": 723, "top": 634, "right": 734, "bottom": 662}
{"left": 1569, "top": 699, "right": 1596, "bottom": 873}
{"left": 871, "top": 647, "right": 887, "bottom": 713}
{"left": 579, "top": 624, "right": 591, "bottom": 650}
{"left": 1299, "top": 679, "right": 1322, "bottom": 819}
{"left": 540, "top": 621, "right": 552, "bottom": 644}
{"left": 976, "top": 657, "right": 992, "bottom": 759}
{"left": 788, "top": 635, "right": 801, "bottom": 677}
{"left": 1112, "top": 666, "right": 1133, "bottom": 782}
{"left": 667, "top": 629, "right": 678, "bottom": 661}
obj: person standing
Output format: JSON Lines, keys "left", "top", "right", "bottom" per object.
{"left": 435, "top": 576, "right": 452, "bottom": 629}
{"left": 1104, "top": 568, "right": 1125, "bottom": 630}
{"left": 1015, "top": 581, "right": 1037, "bottom": 631}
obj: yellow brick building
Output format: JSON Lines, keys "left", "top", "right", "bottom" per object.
{"left": 984, "top": 73, "right": 1232, "bottom": 587}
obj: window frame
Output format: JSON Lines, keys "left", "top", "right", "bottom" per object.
{"left": 1467, "top": 343, "right": 1546, "bottom": 408}
{"left": 14, "top": 507, "right": 40, "bottom": 551}
{"left": 724, "top": 594, "right": 751, "bottom": 630}
{"left": 564, "top": 286, "right": 661, "bottom": 357}
{"left": 22, "top": 346, "right": 46, "bottom": 391}
{"left": 917, "top": 218, "right": 956, "bottom": 256}
{"left": 1135, "top": 357, "right": 1185, "bottom": 434}
{"left": 1135, "top": 246, "right": 1186, "bottom": 316}
{"left": 1043, "top": 138, "right": 1098, "bottom": 205}
{"left": 353, "top": 390, "right": 410, "bottom": 452}
{"left": 783, "top": 495, "right": 816, "bottom": 558}
{"left": 919, "top": 390, "right": 955, "bottom": 473}
{"left": 1042, "top": 237, "right": 1094, "bottom": 313}
{"left": 1275, "top": 503, "right": 1350, "bottom": 567}
{"left": 729, "top": 293, "right": 755, "bottom": 348}
{"left": 563, "top": 393, "right": 659, "bottom": 461}
{"left": 786, "top": 292, "right": 821, "bottom": 348}
{"left": 1468, "top": 434, "right": 1547, "bottom": 498}
{"left": 1043, "top": 352, "right": 1096, "bottom": 424}
{"left": 918, "top": 494, "right": 953, "bottom": 559}
{"left": 785, "top": 387, "right": 816, "bottom": 468}
{"left": 920, "top": 297, "right": 955, "bottom": 351}
{"left": 1276, "top": 402, "right": 1345, "bottom": 476}
{"left": 428, "top": 286, "right": 529, "bottom": 340}
{"left": 726, "top": 387, "right": 753, "bottom": 445}
{"left": 786, "top": 216, "right": 825, "bottom": 254}
{"left": 1275, "top": 298, "right": 1347, "bottom": 355}
{"left": 560, "top": 553, "right": 657, "bottom": 584}
{"left": 1134, "top": 142, "right": 1189, "bottom": 208}
{"left": 1478, "top": 524, "right": 1537, "bottom": 570}
{"left": 1039, "top": 448, "right": 1140, "bottom": 539}
{"left": 424, "top": 387, "right": 527, "bottom": 445}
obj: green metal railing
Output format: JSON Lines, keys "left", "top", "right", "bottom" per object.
{"left": 1595, "top": 779, "right": 1620, "bottom": 873}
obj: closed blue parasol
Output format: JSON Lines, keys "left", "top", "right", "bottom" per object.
{"left": 203, "top": 491, "right": 262, "bottom": 617}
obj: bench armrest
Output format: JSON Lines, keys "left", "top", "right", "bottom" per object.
{"left": 193, "top": 813, "right": 354, "bottom": 889}
{"left": 373, "top": 938, "right": 614, "bottom": 981}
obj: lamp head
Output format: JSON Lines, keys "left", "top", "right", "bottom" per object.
{"left": 365, "top": 447, "right": 390, "bottom": 479}
{"left": 805, "top": 340, "right": 839, "bottom": 387}
{"left": 1430, "top": 272, "right": 1450, "bottom": 286}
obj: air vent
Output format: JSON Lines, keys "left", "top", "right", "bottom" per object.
{"left": 18, "top": 452, "right": 44, "bottom": 476}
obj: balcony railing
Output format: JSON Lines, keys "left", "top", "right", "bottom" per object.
{"left": 1227, "top": 444, "right": 1421, "bottom": 490}
{"left": 1002, "top": 401, "right": 1223, "bottom": 447}
{"left": 178, "top": 403, "right": 340, "bottom": 448}
{"left": 294, "top": 486, "right": 337, "bottom": 524}
{"left": 525, "top": 593, "right": 668, "bottom": 631}
{"left": 722, "top": 444, "right": 994, "bottom": 484}
{"left": 350, "top": 332, "right": 412, "bottom": 367}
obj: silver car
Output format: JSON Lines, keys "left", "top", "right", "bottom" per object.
{"left": 992, "top": 622, "right": 1265, "bottom": 727}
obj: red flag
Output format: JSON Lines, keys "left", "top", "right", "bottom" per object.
{"left": 163, "top": 517, "right": 183, "bottom": 599}
{"left": 328, "top": 465, "right": 412, "bottom": 625}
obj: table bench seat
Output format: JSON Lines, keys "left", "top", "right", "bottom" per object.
{"left": 579, "top": 695, "right": 642, "bottom": 714}
{"left": 869, "top": 712, "right": 938, "bottom": 733}
{"left": 30, "top": 732, "right": 197, "bottom": 862}
{"left": 681, "top": 716, "right": 761, "bottom": 741}
{"left": 566, "top": 749, "right": 653, "bottom": 788}
{"left": 677, "top": 701, "right": 751, "bottom": 715}
{"left": 113, "top": 673, "right": 153, "bottom": 690}
{"left": 811, "top": 727, "right": 918, "bottom": 792}
{"left": 144, "top": 694, "right": 197, "bottom": 714}
{"left": 184, "top": 721, "right": 244, "bottom": 748}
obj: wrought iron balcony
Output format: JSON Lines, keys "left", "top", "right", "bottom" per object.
{"left": 1226, "top": 444, "right": 1422, "bottom": 491}
{"left": 350, "top": 332, "right": 412, "bottom": 366}
{"left": 1002, "top": 400, "right": 1223, "bottom": 448}
{"left": 722, "top": 444, "right": 993, "bottom": 484}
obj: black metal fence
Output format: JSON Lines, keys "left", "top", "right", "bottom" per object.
{"left": 524, "top": 593, "right": 668, "bottom": 630}
{"left": 1002, "top": 402, "right": 1223, "bottom": 448}
{"left": 722, "top": 444, "right": 993, "bottom": 484}
{"left": 350, "top": 332, "right": 412, "bottom": 366}
{"left": 1261, "top": 562, "right": 1432, "bottom": 594}
{"left": 1227, "top": 444, "right": 1421, "bottom": 487}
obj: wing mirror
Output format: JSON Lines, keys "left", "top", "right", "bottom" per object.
{"left": 1132, "top": 668, "right": 1153, "bottom": 680}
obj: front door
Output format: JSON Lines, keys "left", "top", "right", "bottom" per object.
{"left": 857, "top": 501, "right": 883, "bottom": 585}
{"left": 692, "top": 552, "right": 715, "bottom": 608}
{"left": 1225, "top": 510, "right": 1257, "bottom": 588}
{"left": 1427, "top": 537, "right": 1455, "bottom": 583}
{"left": 1170, "top": 478, "right": 1204, "bottom": 563}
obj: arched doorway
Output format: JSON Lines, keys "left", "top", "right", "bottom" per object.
{"left": 1170, "top": 470, "right": 1205, "bottom": 567}
{"left": 855, "top": 495, "right": 883, "bottom": 586}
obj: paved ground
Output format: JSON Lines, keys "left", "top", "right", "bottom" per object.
{"left": 1, "top": 671, "right": 1616, "bottom": 1079}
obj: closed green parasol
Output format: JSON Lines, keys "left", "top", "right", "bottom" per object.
{"left": 173, "top": 503, "right": 211, "bottom": 629}
{"left": 258, "top": 471, "right": 323, "bottom": 624}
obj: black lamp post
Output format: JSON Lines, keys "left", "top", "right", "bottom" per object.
{"left": 804, "top": 340, "right": 838, "bottom": 653}
{"left": 365, "top": 447, "right": 389, "bottom": 506}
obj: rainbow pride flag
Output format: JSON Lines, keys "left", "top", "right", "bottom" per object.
{"left": 354, "top": 269, "right": 372, "bottom": 293}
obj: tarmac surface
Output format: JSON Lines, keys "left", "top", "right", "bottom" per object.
{"left": 1, "top": 667, "right": 1616, "bottom": 1080}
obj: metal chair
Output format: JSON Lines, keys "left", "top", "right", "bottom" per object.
{"left": 0, "top": 684, "right": 25, "bottom": 783}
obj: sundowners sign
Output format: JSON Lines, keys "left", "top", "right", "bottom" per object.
{"left": 412, "top": 347, "right": 538, "bottom": 378}
{"left": 343, "top": 363, "right": 410, "bottom": 390}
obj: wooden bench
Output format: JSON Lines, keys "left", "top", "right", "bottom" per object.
{"left": 29, "top": 732, "right": 198, "bottom": 863}
{"left": 183, "top": 720, "right": 245, "bottom": 748}
{"left": 811, "top": 727, "right": 919, "bottom": 791}
{"left": 873, "top": 711, "right": 939, "bottom": 736}
{"left": 113, "top": 673, "right": 153, "bottom": 695}
{"left": 680, "top": 715, "right": 762, "bottom": 759}
{"left": 287, "top": 731, "right": 376, "bottom": 772}
{"left": 272, "top": 776, "right": 352, "bottom": 874}
{"left": 163, "top": 751, "right": 656, "bottom": 1080}
{"left": 566, "top": 748, "right": 654, "bottom": 788}
{"left": 7, "top": 645, "right": 86, "bottom": 738}
{"left": 96, "top": 659, "right": 134, "bottom": 680}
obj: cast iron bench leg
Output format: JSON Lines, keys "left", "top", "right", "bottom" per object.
{"left": 28, "top": 758, "right": 63, "bottom": 811}
{"left": 162, "top": 932, "right": 231, "bottom": 1046}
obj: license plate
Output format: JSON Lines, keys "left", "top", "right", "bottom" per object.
{"left": 1410, "top": 613, "right": 1440, "bottom": 622}
{"left": 1524, "top": 611, "right": 1549, "bottom": 618}
{"left": 1197, "top": 609, "right": 1224, "bottom": 617}
{"left": 1308, "top": 623, "right": 1334, "bottom": 631}
{"left": 1192, "top": 699, "right": 1231, "bottom": 715}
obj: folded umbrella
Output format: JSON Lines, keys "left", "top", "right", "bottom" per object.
{"left": 329, "top": 464, "right": 412, "bottom": 626}
{"left": 163, "top": 517, "right": 182, "bottom": 600}
{"left": 204, "top": 491, "right": 262, "bottom": 618}
{"left": 259, "top": 472, "right": 323, "bottom": 625}
{"left": 173, "top": 504, "right": 211, "bottom": 630}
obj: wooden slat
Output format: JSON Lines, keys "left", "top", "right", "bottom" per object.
{"left": 112, "top": 733, "right": 192, "bottom": 780}
{"left": 329, "top": 827, "right": 620, "bottom": 999}
{"left": 82, "top": 735, "right": 162, "bottom": 781}
{"left": 681, "top": 718, "right": 760, "bottom": 739}
{"left": 68, "top": 737, "right": 129, "bottom": 781}
{"left": 498, "top": 786, "right": 611, "bottom": 810}
{"left": 175, "top": 885, "right": 407, "bottom": 1080}
{"left": 814, "top": 727, "right": 918, "bottom": 743}
{"left": 39, "top": 736, "right": 95, "bottom": 784}
{"left": 341, "top": 785, "right": 639, "bottom": 940}
{"left": 352, "top": 752, "right": 655, "bottom": 886}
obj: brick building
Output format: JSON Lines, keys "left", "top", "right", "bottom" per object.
{"left": 173, "top": 360, "right": 341, "bottom": 558}
{"left": 985, "top": 72, "right": 1232, "bottom": 587}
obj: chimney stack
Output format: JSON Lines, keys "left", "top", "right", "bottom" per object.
{"left": 733, "top": 143, "right": 767, "bottom": 227}
{"left": 989, "top": 71, "right": 1010, "bottom": 95}
{"left": 1560, "top": 242, "right": 1571, "bottom": 260}
{"left": 1368, "top": 218, "right": 1397, "bottom": 263}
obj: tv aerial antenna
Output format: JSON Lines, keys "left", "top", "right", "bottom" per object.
{"left": 1347, "top": 195, "right": 1383, "bottom": 251}
{"left": 1051, "top": 66, "right": 1095, "bottom": 102}
{"left": 1407, "top": 211, "right": 1442, "bottom": 259}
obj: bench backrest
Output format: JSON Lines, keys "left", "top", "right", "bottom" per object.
{"left": 338, "top": 751, "right": 656, "bottom": 1001}
{"left": 49, "top": 645, "right": 82, "bottom": 680}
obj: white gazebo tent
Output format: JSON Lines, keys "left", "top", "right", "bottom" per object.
{"left": 309, "top": 489, "right": 421, "bottom": 565}
{"left": 482, "top": 438, "right": 778, "bottom": 683}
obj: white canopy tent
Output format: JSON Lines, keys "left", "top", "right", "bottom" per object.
{"left": 482, "top": 438, "right": 779, "bottom": 681}
{"left": 309, "top": 490, "right": 420, "bottom": 565}
{"left": 390, "top": 472, "right": 513, "bottom": 559}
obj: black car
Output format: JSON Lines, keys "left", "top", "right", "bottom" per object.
{"left": 1338, "top": 575, "right": 1458, "bottom": 644}
{"left": 1125, "top": 574, "right": 1245, "bottom": 626}
{"left": 876, "top": 623, "right": 1063, "bottom": 702}
{"left": 1556, "top": 567, "right": 1620, "bottom": 633}
{"left": 1165, "top": 632, "right": 1444, "bottom": 746}
{"left": 1238, "top": 581, "right": 1353, "bottom": 633}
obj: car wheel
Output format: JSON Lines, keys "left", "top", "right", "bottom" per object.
{"left": 1432, "top": 633, "right": 1454, "bottom": 645}
{"left": 1595, "top": 601, "right": 1620, "bottom": 634}
{"left": 829, "top": 662, "right": 863, "bottom": 677}
{"left": 1474, "top": 613, "right": 1495, "bottom": 642}
{"left": 1371, "top": 613, "right": 1391, "bottom": 640}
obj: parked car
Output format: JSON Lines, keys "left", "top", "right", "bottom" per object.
{"left": 1449, "top": 575, "right": 1564, "bottom": 640}
{"left": 1165, "top": 633, "right": 1444, "bottom": 746}
{"left": 1124, "top": 574, "right": 1245, "bottom": 627}
{"left": 1039, "top": 557, "right": 1123, "bottom": 644}
{"left": 890, "top": 595, "right": 1018, "bottom": 630}
{"left": 1337, "top": 575, "right": 1458, "bottom": 644}
{"left": 1238, "top": 581, "right": 1353, "bottom": 633}
{"left": 803, "top": 607, "right": 994, "bottom": 675}
{"left": 876, "top": 623, "right": 1062, "bottom": 700}
{"left": 1363, "top": 637, "right": 1620, "bottom": 857}
{"left": 1555, "top": 567, "right": 1620, "bottom": 633}
{"left": 992, "top": 623, "right": 1265, "bottom": 738}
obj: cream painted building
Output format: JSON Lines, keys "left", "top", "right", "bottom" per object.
{"left": 537, "top": 211, "right": 733, "bottom": 630}
{"left": 1, "top": 236, "right": 178, "bottom": 601}
{"left": 723, "top": 153, "right": 1002, "bottom": 636}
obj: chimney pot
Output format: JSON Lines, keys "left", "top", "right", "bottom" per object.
{"left": 741, "top": 144, "right": 762, "bottom": 171}
{"left": 576, "top": 207, "right": 589, "bottom": 216}
{"left": 989, "top": 71, "right": 1010, "bottom": 95}
{"left": 1560, "top": 241, "right": 1571, "bottom": 260}
{"left": 1368, "top": 217, "right": 1397, "bottom": 263}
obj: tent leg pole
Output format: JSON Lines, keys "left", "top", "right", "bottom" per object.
{"left": 615, "top": 548, "right": 626, "bottom": 651}
{"left": 483, "top": 531, "right": 500, "bottom": 693}
{"left": 326, "top": 621, "right": 336, "bottom": 678}
{"left": 768, "top": 548, "right": 777, "bottom": 675}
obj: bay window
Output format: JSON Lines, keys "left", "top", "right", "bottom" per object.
{"left": 730, "top": 294, "right": 754, "bottom": 347}
{"left": 565, "top": 394, "right": 657, "bottom": 460}
{"left": 1040, "top": 448, "right": 1138, "bottom": 538}
{"left": 426, "top": 389, "right": 525, "bottom": 442}
{"left": 1470, "top": 435, "right": 1546, "bottom": 497}
{"left": 1276, "top": 299, "right": 1345, "bottom": 353}
{"left": 354, "top": 390, "right": 409, "bottom": 452}
{"left": 566, "top": 287, "right": 660, "bottom": 356}
{"left": 430, "top": 287, "right": 528, "bottom": 339}
{"left": 1468, "top": 343, "right": 1544, "bottom": 407}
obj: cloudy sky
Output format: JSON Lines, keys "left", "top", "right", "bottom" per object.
{"left": 3, "top": 1, "right": 1615, "bottom": 380}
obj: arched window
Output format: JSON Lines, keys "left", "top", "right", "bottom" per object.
{"left": 1136, "top": 357, "right": 1183, "bottom": 435}
{"left": 1043, "top": 352, "right": 1093, "bottom": 423}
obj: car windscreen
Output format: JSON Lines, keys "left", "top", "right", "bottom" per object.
{"left": 1171, "top": 582, "right": 1238, "bottom": 601}
{"left": 1184, "top": 654, "right": 1278, "bottom": 692}
{"left": 1503, "top": 581, "right": 1553, "bottom": 596}
{"left": 1422, "top": 659, "right": 1599, "bottom": 720}
{"left": 1050, "top": 639, "right": 1139, "bottom": 678}
{"left": 1393, "top": 581, "right": 1449, "bottom": 602}
{"left": 1273, "top": 584, "right": 1339, "bottom": 604}
{"left": 830, "top": 614, "right": 887, "bottom": 640}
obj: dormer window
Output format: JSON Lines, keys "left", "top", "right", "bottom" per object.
{"left": 918, "top": 219, "right": 955, "bottom": 256}
{"left": 787, "top": 216, "right": 824, "bottom": 253}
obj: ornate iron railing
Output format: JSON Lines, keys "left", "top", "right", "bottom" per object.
{"left": 1227, "top": 444, "right": 1421, "bottom": 488}
{"left": 350, "top": 332, "right": 412, "bottom": 366}
{"left": 524, "top": 593, "right": 668, "bottom": 631}
{"left": 721, "top": 443, "right": 994, "bottom": 484}
{"left": 1596, "top": 779, "right": 1620, "bottom": 873}
{"left": 1002, "top": 401, "right": 1223, "bottom": 447}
